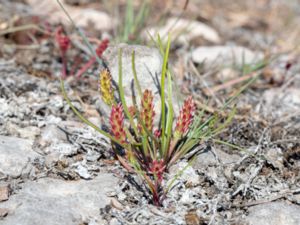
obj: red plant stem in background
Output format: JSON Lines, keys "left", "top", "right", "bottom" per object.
{"left": 76, "top": 39, "right": 109, "bottom": 78}
{"left": 75, "top": 57, "right": 95, "bottom": 77}
{"left": 61, "top": 52, "right": 68, "bottom": 78}
{"left": 69, "top": 55, "right": 83, "bottom": 76}
{"left": 55, "top": 27, "right": 70, "bottom": 78}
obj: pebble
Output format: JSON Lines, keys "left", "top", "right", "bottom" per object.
{"left": 0, "top": 135, "right": 38, "bottom": 178}
{"left": 0, "top": 186, "right": 9, "bottom": 202}
{"left": 244, "top": 201, "right": 300, "bottom": 225}
{"left": 144, "top": 17, "right": 220, "bottom": 45}
{"left": 0, "top": 174, "right": 118, "bottom": 225}
{"left": 191, "top": 45, "right": 263, "bottom": 67}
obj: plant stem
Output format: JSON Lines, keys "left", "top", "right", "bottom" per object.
{"left": 61, "top": 52, "right": 68, "bottom": 78}
{"left": 75, "top": 56, "right": 96, "bottom": 77}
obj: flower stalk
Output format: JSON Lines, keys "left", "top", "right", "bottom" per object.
{"left": 99, "top": 69, "right": 114, "bottom": 106}
{"left": 110, "top": 103, "right": 127, "bottom": 144}
{"left": 140, "top": 89, "right": 155, "bottom": 132}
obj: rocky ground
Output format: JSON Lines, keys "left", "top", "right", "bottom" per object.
{"left": 0, "top": 0, "right": 300, "bottom": 225}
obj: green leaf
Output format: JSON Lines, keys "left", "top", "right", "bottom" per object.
{"left": 164, "top": 70, "right": 174, "bottom": 159}
{"left": 159, "top": 34, "right": 171, "bottom": 155}
{"left": 131, "top": 51, "right": 142, "bottom": 97}
{"left": 118, "top": 48, "right": 139, "bottom": 136}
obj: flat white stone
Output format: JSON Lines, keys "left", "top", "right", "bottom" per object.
{"left": 0, "top": 174, "right": 118, "bottom": 225}
{"left": 144, "top": 17, "right": 221, "bottom": 44}
{"left": 0, "top": 135, "right": 38, "bottom": 178}
{"left": 244, "top": 201, "right": 300, "bottom": 225}
{"left": 191, "top": 45, "right": 263, "bottom": 67}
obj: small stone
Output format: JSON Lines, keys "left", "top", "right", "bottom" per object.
{"left": 0, "top": 208, "right": 9, "bottom": 218}
{"left": 110, "top": 198, "right": 124, "bottom": 210}
{"left": 109, "top": 218, "right": 121, "bottom": 225}
{"left": 44, "top": 153, "right": 61, "bottom": 168}
{"left": 192, "top": 150, "right": 216, "bottom": 169}
{"left": 86, "top": 150, "right": 101, "bottom": 162}
{"left": 0, "top": 174, "right": 118, "bottom": 225}
{"left": 193, "top": 148, "right": 241, "bottom": 170}
{"left": 217, "top": 68, "right": 238, "bottom": 81}
{"left": 27, "top": 0, "right": 115, "bottom": 31}
{"left": 52, "top": 143, "right": 78, "bottom": 156}
{"left": 49, "top": 95, "right": 64, "bottom": 109}
{"left": 185, "top": 210, "right": 203, "bottom": 225}
{"left": 5, "top": 123, "right": 40, "bottom": 140}
{"left": 180, "top": 189, "right": 194, "bottom": 204}
{"left": 74, "top": 164, "right": 91, "bottom": 179}
{"left": 0, "top": 186, "right": 9, "bottom": 202}
{"left": 0, "top": 135, "right": 38, "bottom": 178}
{"left": 117, "top": 192, "right": 126, "bottom": 201}
{"left": 244, "top": 201, "right": 300, "bottom": 225}
{"left": 265, "top": 148, "right": 284, "bottom": 170}
{"left": 170, "top": 161, "right": 200, "bottom": 186}
{"left": 144, "top": 17, "right": 220, "bottom": 44}
{"left": 191, "top": 45, "right": 263, "bottom": 67}
{"left": 40, "top": 125, "right": 67, "bottom": 145}
{"left": 260, "top": 88, "right": 300, "bottom": 119}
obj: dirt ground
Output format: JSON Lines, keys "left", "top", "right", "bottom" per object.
{"left": 0, "top": 0, "right": 300, "bottom": 225}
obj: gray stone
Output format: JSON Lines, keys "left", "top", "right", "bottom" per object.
{"left": 0, "top": 135, "right": 38, "bottom": 178}
{"left": 5, "top": 123, "right": 40, "bottom": 140}
{"left": 102, "top": 44, "right": 163, "bottom": 115}
{"left": 169, "top": 161, "right": 200, "bottom": 186}
{"left": 260, "top": 88, "right": 300, "bottom": 119}
{"left": 193, "top": 148, "right": 241, "bottom": 170}
{"left": 191, "top": 45, "right": 263, "bottom": 67}
{"left": 103, "top": 44, "right": 162, "bottom": 95}
{"left": 102, "top": 44, "right": 181, "bottom": 123}
{"left": 0, "top": 186, "right": 9, "bottom": 202}
{"left": 74, "top": 164, "right": 91, "bottom": 180}
{"left": 144, "top": 17, "right": 221, "bottom": 45}
{"left": 27, "top": 0, "right": 115, "bottom": 31}
{"left": 0, "top": 174, "right": 118, "bottom": 225}
{"left": 265, "top": 148, "right": 284, "bottom": 170}
{"left": 109, "top": 218, "right": 122, "bottom": 225}
{"left": 193, "top": 150, "right": 216, "bottom": 169}
{"left": 51, "top": 143, "right": 78, "bottom": 156}
{"left": 40, "top": 125, "right": 67, "bottom": 145}
{"left": 0, "top": 208, "right": 9, "bottom": 218}
{"left": 244, "top": 201, "right": 300, "bottom": 225}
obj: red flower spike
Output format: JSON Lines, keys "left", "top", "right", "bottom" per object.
{"left": 149, "top": 159, "right": 165, "bottom": 182}
{"left": 96, "top": 39, "right": 109, "bottom": 57}
{"left": 141, "top": 90, "right": 155, "bottom": 132}
{"left": 55, "top": 27, "right": 70, "bottom": 54}
{"left": 174, "top": 96, "right": 195, "bottom": 138}
{"left": 55, "top": 27, "right": 70, "bottom": 78}
{"left": 110, "top": 103, "right": 127, "bottom": 144}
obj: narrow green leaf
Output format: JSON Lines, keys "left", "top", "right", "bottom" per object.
{"left": 164, "top": 70, "right": 174, "bottom": 159}
{"left": 131, "top": 51, "right": 143, "bottom": 97}
{"left": 159, "top": 35, "right": 171, "bottom": 155}
{"left": 118, "top": 48, "right": 139, "bottom": 136}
